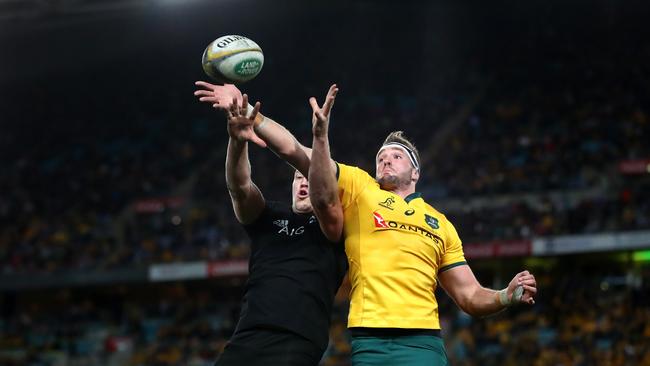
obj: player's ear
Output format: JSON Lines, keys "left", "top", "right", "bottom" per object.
{"left": 411, "top": 169, "right": 420, "bottom": 183}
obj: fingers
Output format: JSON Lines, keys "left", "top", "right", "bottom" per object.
{"left": 514, "top": 271, "right": 534, "bottom": 284}
{"left": 250, "top": 101, "right": 261, "bottom": 121}
{"left": 195, "top": 90, "right": 223, "bottom": 109}
{"left": 521, "top": 284, "right": 537, "bottom": 294}
{"left": 194, "top": 81, "right": 217, "bottom": 89}
{"left": 315, "top": 110, "right": 327, "bottom": 122}
{"left": 517, "top": 274, "right": 536, "bottom": 285}
{"left": 516, "top": 270, "right": 530, "bottom": 278}
{"left": 228, "top": 97, "right": 238, "bottom": 117}
{"left": 322, "top": 84, "right": 338, "bottom": 116}
{"left": 309, "top": 97, "right": 320, "bottom": 113}
{"left": 250, "top": 133, "right": 268, "bottom": 148}
{"left": 194, "top": 89, "right": 214, "bottom": 97}
{"left": 522, "top": 294, "right": 536, "bottom": 305}
{"left": 241, "top": 94, "right": 249, "bottom": 112}
{"left": 510, "top": 270, "right": 537, "bottom": 306}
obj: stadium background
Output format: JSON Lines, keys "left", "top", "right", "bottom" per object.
{"left": 1, "top": 0, "right": 649, "bottom": 365}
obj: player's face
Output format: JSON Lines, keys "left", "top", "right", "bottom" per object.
{"left": 291, "top": 171, "right": 312, "bottom": 214}
{"left": 375, "top": 147, "right": 417, "bottom": 190}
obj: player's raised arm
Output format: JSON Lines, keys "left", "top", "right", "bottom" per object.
{"left": 223, "top": 95, "right": 265, "bottom": 224}
{"left": 194, "top": 81, "right": 312, "bottom": 177}
{"left": 308, "top": 84, "right": 343, "bottom": 242}
{"left": 438, "top": 266, "right": 537, "bottom": 317}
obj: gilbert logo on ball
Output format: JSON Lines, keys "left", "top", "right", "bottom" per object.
{"left": 202, "top": 35, "right": 264, "bottom": 84}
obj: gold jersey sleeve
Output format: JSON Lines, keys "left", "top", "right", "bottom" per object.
{"left": 439, "top": 218, "right": 467, "bottom": 272}
{"left": 337, "top": 162, "right": 376, "bottom": 210}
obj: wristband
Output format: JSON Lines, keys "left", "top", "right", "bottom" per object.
{"left": 246, "top": 103, "right": 255, "bottom": 118}
{"left": 498, "top": 286, "right": 523, "bottom": 306}
{"left": 498, "top": 289, "right": 510, "bottom": 306}
{"left": 247, "top": 103, "right": 267, "bottom": 130}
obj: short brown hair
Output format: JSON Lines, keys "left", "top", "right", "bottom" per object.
{"left": 381, "top": 131, "right": 420, "bottom": 168}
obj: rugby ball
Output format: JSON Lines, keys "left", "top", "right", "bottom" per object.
{"left": 202, "top": 35, "right": 264, "bottom": 84}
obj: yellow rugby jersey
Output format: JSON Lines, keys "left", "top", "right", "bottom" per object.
{"left": 337, "top": 163, "right": 466, "bottom": 329}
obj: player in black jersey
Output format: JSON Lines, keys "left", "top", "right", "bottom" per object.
{"left": 196, "top": 87, "right": 347, "bottom": 366}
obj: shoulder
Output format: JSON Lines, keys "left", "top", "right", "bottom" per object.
{"left": 337, "top": 162, "right": 377, "bottom": 185}
{"left": 417, "top": 199, "right": 457, "bottom": 232}
{"left": 418, "top": 199, "right": 446, "bottom": 220}
{"left": 244, "top": 201, "right": 289, "bottom": 227}
{"left": 264, "top": 200, "right": 290, "bottom": 213}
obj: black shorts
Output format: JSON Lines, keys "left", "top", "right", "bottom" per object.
{"left": 215, "top": 328, "right": 324, "bottom": 366}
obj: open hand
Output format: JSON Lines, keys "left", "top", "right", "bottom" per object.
{"left": 226, "top": 94, "right": 267, "bottom": 148}
{"left": 194, "top": 81, "right": 243, "bottom": 110}
{"left": 309, "top": 84, "right": 339, "bottom": 138}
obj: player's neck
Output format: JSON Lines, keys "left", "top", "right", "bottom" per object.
{"left": 390, "top": 185, "right": 416, "bottom": 200}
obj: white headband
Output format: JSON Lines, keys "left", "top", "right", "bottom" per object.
{"left": 376, "top": 142, "right": 420, "bottom": 171}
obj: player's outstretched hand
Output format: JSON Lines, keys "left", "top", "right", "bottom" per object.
{"left": 194, "top": 81, "right": 243, "bottom": 110}
{"left": 507, "top": 270, "right": 537, "bottom": 305}
{"left": 226, "top": 94, "right": 267, "bottom": 148}
{"left": 309, "top": 84, "right": 338, "bottom": 138}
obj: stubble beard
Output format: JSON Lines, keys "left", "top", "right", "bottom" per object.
{"left": 377, "top": 173, "right": 411, "bottom": 191}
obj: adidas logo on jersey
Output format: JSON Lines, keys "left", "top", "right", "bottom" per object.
{"left": 273, "top": 219, "right": 289, "bottom": 229}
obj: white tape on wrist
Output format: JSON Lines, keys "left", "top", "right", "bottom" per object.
{"left": 498, "top": 289, "right": 510, "bottom": 306}
{"left": 513, "top": 285, "right": 524, "bottom": 302}
{"left": 498, "top": 286, "right": 523, "bottom": 307}
{"left": 255, "top": 117, "right": 268, "bottom": 130}
{"left": 246, "top": 103, "right": 255, "bottom": 118}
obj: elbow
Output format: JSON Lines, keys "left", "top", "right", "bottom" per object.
{"left": 458, "top": 296, "right": 494, "bottom": 319}
{"left": 226, "top": 184, "right": 248, "bottom": 201}
{"left": 455, "top": 297, "right": 476, "bottom": 317}
{"left": 323, "top": 226, "right": 343, "bottom": 243}
{"left": 311, "top": 194, "right": 336, "bottom": 210}
{"left": 275, "top": 146, "right": 295, "bottom": 160}
{"left": 453, "top": 288, "right": 485, "bottom": 318}
{"left": 276, "top": 139, "right": 304, "bottom": 161}
{"left": 459, "top": 303, "right": 486, "bottom": 318}
{"left": 319, "top": 216, "right": 343, "bottom": 243}
{"left": 463, "top": 307, "right": 482, "bottom": 318}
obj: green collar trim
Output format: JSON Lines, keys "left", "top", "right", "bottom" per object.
{"left": 405, "top": 192, "right": 422, "bottom": 203}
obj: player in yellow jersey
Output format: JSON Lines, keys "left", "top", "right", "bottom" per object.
{"left": 195, "top": 82, "right": 538, "bottom": 366}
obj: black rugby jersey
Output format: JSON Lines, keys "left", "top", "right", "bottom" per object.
{"left": 233, "top": 201, "right": 347, "bottom": 350}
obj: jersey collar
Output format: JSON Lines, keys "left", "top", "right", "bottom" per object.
{"left": 404, "top": 192, "right": 422, "bottom": 203}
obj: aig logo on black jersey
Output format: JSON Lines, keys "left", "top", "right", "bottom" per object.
{"left": 273, "top": 219, "right": 305, "bottom": 236}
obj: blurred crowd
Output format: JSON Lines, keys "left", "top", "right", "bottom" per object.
{"left": 1, "top": 262, "right": 648, "bottom": 365}
{"left": 434, "top": 31, "right": 650, "bottom": 198}
{"left": 449, "top": 179, "right": 650, "bottom": 243}
{"left": 440, "top": 265, "right": 650, "bottom": 366}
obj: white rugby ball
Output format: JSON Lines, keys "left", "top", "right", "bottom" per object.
{"left": 202, "top": 35, "right": 264, "bottom": 84}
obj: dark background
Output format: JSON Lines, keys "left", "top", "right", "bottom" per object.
{"left": 1, "top": 0, "right": 649, "bottom": 365}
